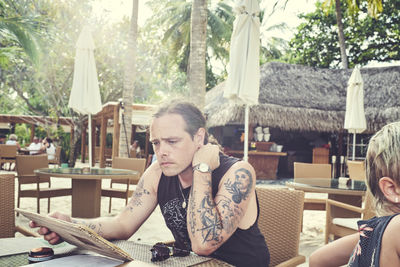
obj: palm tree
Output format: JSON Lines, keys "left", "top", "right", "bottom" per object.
{"left": 322, "top": 0, "right": 383, "bottom": 69}
{"left": 119, "top": 0, "right": 138, "bottom": 157}
{"left": 146, "top": 0, "right": 233, "bottom": 91}
{"left": 189, "top": 0, "right": 207, "bottom": 108}
{"left": 0, "top": 0, "right": 41, "bottom": 64}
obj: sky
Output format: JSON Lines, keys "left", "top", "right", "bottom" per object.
{"left": 92, "top": 0, "right": 318, "bottom": 41}
{"left": 91, "top": 1, "right": 399, "bottom": 68}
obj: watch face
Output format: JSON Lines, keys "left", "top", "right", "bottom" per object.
{"left": 195, "top": 163, "right": 210, "bottom": 173}
{"left": 199, "top": 163, "right": 208, "bottom": 172}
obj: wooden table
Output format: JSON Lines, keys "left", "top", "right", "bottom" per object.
{"left": 0, "top": 237, "right": 232, "bottom": 267}
{"left": 35, "top": 168, "right": 138, "bottom": 218}
{"left": 226, "top": 150, "right": 287, "bottom": 179}
{"left": 286, "top": 178, "right": 367, "bottom": 218}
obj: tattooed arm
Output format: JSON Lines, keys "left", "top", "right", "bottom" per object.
{"left": 30, "top": 163, "right": 162, "bottom": 244}
{"left": 187, "top": 144, "right": 257, "bottom": 255}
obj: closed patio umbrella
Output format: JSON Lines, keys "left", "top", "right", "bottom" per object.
{"left": 68, "top": 26, "right": 102, "bottom": 166}
{"left": 224, "top": 0, "right": 260, "bottom": 162}
{"left": 344, "top": 67, "right": 366, "bottom": 160}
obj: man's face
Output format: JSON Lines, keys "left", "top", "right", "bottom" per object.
{"left": 33, "top": 138, "right": 39, "bottom": 144}
{"left": 150, "top": 113, "right": 199, "bottom": 177}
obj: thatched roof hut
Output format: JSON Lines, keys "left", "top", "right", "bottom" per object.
{"left": 205, "top": 62, "right": 400, "bottom": 133}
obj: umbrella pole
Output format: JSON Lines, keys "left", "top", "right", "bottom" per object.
{"left": 89, "top": 114, "right": 93, "bottom": 167}
{"left": 243, "top": 105, "right": 249, "bottom": 162}
{"left": 352, "top": 132, "right": 356, "bottom": 160}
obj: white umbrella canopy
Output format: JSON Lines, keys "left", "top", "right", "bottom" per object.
{"left": 68, "top": 26, "right": 102, "bottom": 166}
{"left": 344, "top": 67, "right": 366, "bottom": 160}
{"left": 224, "top": 0, "right": 260, "bottom": 162}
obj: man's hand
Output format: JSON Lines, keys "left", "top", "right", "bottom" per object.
{"left": 192, "top": 143, "right": 220, "bottom": 171}
{"left": 29, "top": 211, "right": 71, "bottom": 245}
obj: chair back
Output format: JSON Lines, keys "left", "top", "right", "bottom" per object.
{"left": 49, "top": 146, "right": 61, "bottom": 165}
{"left": 0, "top": 174, "right": 15, "bottom": 238}
{"left": 294, "top": 162, "right": 332, "bottom": 179}
{"left": 111, "top": 157, "right": 146, "bottom": 185}
{"left": 0, "top": 144, "right": 17, "bottom": 158}
{"left": 257, "top": 187, "right": 305, "bottom": 266}
{"left": 16, "top": 155, "right": 49, "bottom": 184}
{"left": 347, "top": 160, "right": 366, "bottom": 181}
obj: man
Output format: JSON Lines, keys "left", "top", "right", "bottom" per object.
{"left": 0, "top": 134, "right": 6, "bottom": 144}
{"left": 30, "top": 101, "right": 270, "bottom": 266}
{"left": 28, "top": 136, "right": 42, "bottom": 155}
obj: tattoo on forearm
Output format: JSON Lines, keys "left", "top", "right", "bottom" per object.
{"left": 188, "top": 187, "right": 196, "bottom": 235}
{"left": 216, "top": 195, "right": 242, "bottom": 234}
{"left": 224, "top": 168, "right": 253, "bottom": 204}
{"left": 72, "top": 219, "right": 103, "bottom": 235}
{"left": 126, "top": 179, "right": 150, "bottom": 210}
{"left": 197, "top": 194, "right": 223, "bottom": 244}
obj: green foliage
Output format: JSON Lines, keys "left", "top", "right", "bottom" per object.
{"left": 287, "top": 0, "right": 400, "bottom": 68}
{"left": 0, "top": 0, "right": 43, "bottom": 65}
{"left": 146, "top": 0, "right": 234, "bottom": 91}
{"left": 55, "top": 126, "right": 71, "bottom": 163}
{"left": 14, "top": 123, "right": 30, "bottom": 145}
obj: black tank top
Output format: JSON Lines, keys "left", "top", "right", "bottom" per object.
{"left": 157, "top": 153, "right": 270, "bottom": 267}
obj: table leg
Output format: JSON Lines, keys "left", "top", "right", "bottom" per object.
{"left": 71, "top": 179, "right": 101, "bottom": 218}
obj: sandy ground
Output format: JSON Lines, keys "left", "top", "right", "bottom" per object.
{"left": 10, "top": 163, "right": 326, "bottom": 266}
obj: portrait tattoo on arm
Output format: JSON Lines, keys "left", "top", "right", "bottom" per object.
{"left": 126, "top": 178, "right": 150, "bottom": 210}
{"left": 224, "top": 168, "right": 253, "bottom": 204}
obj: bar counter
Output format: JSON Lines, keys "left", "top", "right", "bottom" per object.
{"left": 226, "top": 150, "right": 287, "bottom": 179}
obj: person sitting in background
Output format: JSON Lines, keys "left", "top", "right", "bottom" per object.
{"left": 129, "top": 140, "right": 141, "bottom": 158}
{"left": 0, "top": 134, "right": 6, "bottom": 144}
{"left": 310, "top": 121, "right": 400, "bottom": 267}
{"left": 41, "top": 137, "right": 56, "bottom": 160}
{"left": 28, "top": 136, "right": 42, "bottom": 155}
{"left": 6, "top": 134, "right": 21, "bottom": 149}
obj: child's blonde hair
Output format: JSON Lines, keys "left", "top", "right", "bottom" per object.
{"left": 366, "top": 121, "right": 400, "bottom": 215}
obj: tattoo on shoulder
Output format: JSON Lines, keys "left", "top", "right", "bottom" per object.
{"left": 126, "top": 178, "right": 150, "bottom": 210}
{"left": 224, "top": 168, "right": 253, "bottom": 204}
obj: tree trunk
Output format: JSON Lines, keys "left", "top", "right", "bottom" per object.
{"left": 335, "top": 0, "right": 348, "bottom": 69}
{"left": 119, "top": 0, "right": 138, "bottom": 157}
{"left": 188, "top": 0, "right": 207, "bottom": 108}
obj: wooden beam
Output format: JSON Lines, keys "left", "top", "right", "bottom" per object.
{"left": 99, "top": 115, "right": 107, "bottom": 168}
{"left": 112, "top": 104, "right": 120, "bottom": 158}
{"left": 70, "top": 125, "right": 74, "bottom": 166}
{"left": 30, "top": 124, "right": 35, "bottom": 143}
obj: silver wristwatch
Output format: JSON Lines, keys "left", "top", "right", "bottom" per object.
{"left": 193, "top": 163, "right": 212, "bottom": 173}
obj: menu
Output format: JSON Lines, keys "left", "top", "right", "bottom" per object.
{"left": 15, "top": 208, "right": 133, "bottom": 262}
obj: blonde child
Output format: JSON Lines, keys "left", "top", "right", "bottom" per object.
{"left": 310, "top": 121, "right": 400, "bottom": 267}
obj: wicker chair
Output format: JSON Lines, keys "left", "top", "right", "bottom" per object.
{"left": 294, "top": 162, "right": 332, "bottom": 211}
{"left": 325, "top": 191, "right": 375, "bottom": 243}
{"left": 48, "top": 146, "right": 62, "bottom": 167}
{"left": 0, "top": 174, "right": 38, "bottom": 238}
{"left": 16, "top": 154, "right": 72, "bottom": 214}
{"left": 101, "top": 157, "right": 146, "bottom": 212}
{"left": 257, "top": 187, "right": 306, "bottom": 267}
{"left": 0, "top": 144, "right": 18, "bottom": 171}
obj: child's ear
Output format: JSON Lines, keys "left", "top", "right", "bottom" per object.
{"left": 379, "top": 177, "right": 400, "bottom": 203}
